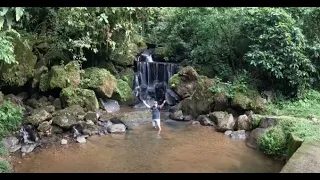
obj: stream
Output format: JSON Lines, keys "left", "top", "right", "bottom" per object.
{"left": 13, "top": 120, "right": 284, "bottom": 173}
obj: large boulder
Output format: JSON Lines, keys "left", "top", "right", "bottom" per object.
{"left": 81, "top": 67, "right": 117, "bottom": 98}
{"left": 119, "top": 68, "right": 135, "bottom": 89}
{"left": 39, "top": 61, "right": 81, "bottom": 91}
{"left": 99, "top": 99, "right": 120, "bottom": 113}
{"left": 209, "top": 111, "right": 235, "bottom": 132}
{"left": 213, "top": 92, "right": 229, "bottom": 111}
{"left": 258, "top": 117, "right": 277, "bottom": 128}
{"left": 177, "top": 76, "right": 216, "bottom": 117}
{"left": 246, "top": 128, "right": 268, "bottom": 149}
{"left": 25, "top": 109, "right": 52, "bottom": 126}
{"left": 236, "top": 114, "right": 252, "bottom": 131}
{"left": 286, "top": 133, "right": 304, "bottom": 161}
{"left": 2, "top": 136, "right": 21, "bottom": 153}
{"left": 60, "top": 87, "right": 99, "bottom": 111}
{"left": 0, "top": 33, "right": 37, "bottom": 87}
{"left": 107, "top": 124, "right": 126, "bottom": 133}
{"left": 100, "top": 110, "right": 151, "bottom": 128}
{"left": 231, "top": 91, "right": 267, "bottom": 113}
{"left": 52, "top": 105, "right": 85, "bottom": 117}
{"left": 52, "top": 115, "right": 77, "bottom": 129}
{"left": 169, "top": 66, "right": 198, "bottom": 99}
{"left": 112, "top": 79, "right": 134, "bottom": 105}
{"left": 169, "top": 110, "right": 184, "bottom": 121}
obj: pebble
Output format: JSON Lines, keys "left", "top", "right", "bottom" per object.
{"left": 61, "top": 139, "right": 68, "bottom": 145}
{"left": 76, "top": 136, "right": 86, "bottom": 144}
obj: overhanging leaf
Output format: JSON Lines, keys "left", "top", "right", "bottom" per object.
{"left": 15, "top": 7, "right": 24, "bottom": 21}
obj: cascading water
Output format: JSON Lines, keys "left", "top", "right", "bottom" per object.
{"left": 133, "top": 49, "right": 180, "bottom": 108}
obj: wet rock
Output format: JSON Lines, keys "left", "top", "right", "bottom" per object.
{"left": 26, "top": 110, "right": 52, "bottom": 126}
{"left": 21, "top": 143, "right": 38, "bottom": 154}
{"left": 258, "top": 117, "right": 277, "bottom": 128}
{"left": 169, "top": 105, "right": 178, "bottom": 113}
{"left": 192, "top": 121, "right": 200, "bottom": 125}
{"left": 246, "top": 128, "right": 268, "bottom": 149}
{"left": 61, "top": 139, "right": 68, "bottom": 145}
{"left": 37, "top": 120, "right": 52, "bottom": 132}
{"left": 85, "top": 111, "right": 99, "bottom": 124}
{"left": 99, "top": 99, "right": 120, "bottom": 113}
{"left": 53, "top": 98, "right": 62, "bottom": 110}
{"left": 184, "top": 115, "right": 193, "bottom": 121}
{"left": 107, "top": 124, "right": 126, "bottom": 133}
{"left": 224, "top": 130, "right": 232, "bottom": 136}
{"left": 236, "top": 114, "right": 252, "bottom": 131}
{"left": 42, "top": 105, "right": 55, "bottom": 113}
{"left": 52, "top": 115, "right": 77, "bottom": 129}
{"left": 76, "top": 136, "right": 87, "bottom": 144}
{"left": 2, "top": 136, "right": 21, "bottom": 153}
{"left": 52, "top": 105, "right": 85, "bottom": 117}
{"left": 209, "top": 111, "right": 235, "bottom": 132}
{"left": 230, "top": 130, "right": 246, "bottom": 140}
{"left": 100, "top": 110, "right": 151, "bottom": 128}
{"left": 51, "top": 125, "right": 64, "bottom": 134}
{"left": 98, "top": 120, "right": 113, "bottom": 128}
{"left": 78, "top": 121, "right": 99, "bottom": 136}
{"left": 197, "top": 115, "right": 215, "bottom": 126}
{"left": 169, "top": 110, "right": 184, "bottom": 121}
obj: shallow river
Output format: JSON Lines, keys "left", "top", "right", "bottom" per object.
{"left": 13, "top": 120, "right": 284, "bottom": 173}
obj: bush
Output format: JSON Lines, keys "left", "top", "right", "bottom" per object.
{"left": 0, "top": 161, "right": 12, "bottom": 173}
{"left": 0, "top": 101, "right": 24, "bottom": 138}
{"left": 258, "top": 117, "right": 320, "bottom": 157}
{"left": 0, "top": 142, "right": 9, "bottom": 157}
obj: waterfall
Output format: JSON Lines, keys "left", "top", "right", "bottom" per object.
{"left": 133, "top": 49, "right": 180, "bottom": 108}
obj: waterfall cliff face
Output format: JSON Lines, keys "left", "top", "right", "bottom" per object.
{"left": 133, "top": 50, "right": 180, "bottom": 108}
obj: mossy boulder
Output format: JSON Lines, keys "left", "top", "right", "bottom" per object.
{"left": 0, "top": 32, "right": 37, "bottom": 87}
{"left": 112, "top": 79, "right": 134, "bottom": 105}
{"left": 169, "top": 66, "right": 199, "bottom": 99}
{"left": 32, "top": 66, "right": 48, "bottom": 89}
{"left": 231, "top": 91, "right": 267, "bottom": 113}
{"left": 81, "top": 67, "right": 117, "bottom": 98}
{"left": 60, "top": 87, "right": 99, "bottom": 111}
{"left": 287, "top": 133, "right": 304, "bottom": 161}
{"left": 177, "top": 76, "right": 216, "bottom": 117}
{"left": 119, "top": 68, "right": 134, "bottom": 89}
{"left": 39, "top": 61, "right": 81, "bottom": 91}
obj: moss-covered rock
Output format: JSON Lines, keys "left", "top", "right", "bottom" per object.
{"left": 231, "top": 91, "right": 267, "bottom": 113}
{"left": 60, "top": 87, "right": 99, "bottom": 111}
{"left": 81, "top": 67, "right": 117, "bottom": 98}
{"left": 231, "top": 92, "right": 252, "bottom": 110}
{"left": 112, "top": 79, "right": 134, "bottom": 105}
{"left": 39, "top": 61, "right": 80, "bottom": 91}
{"left": 169, "top": 66, "right": 199, "bottom": 99}
{"left": 0, "top": 32, "right": 37, "bottom": 87}
{"left": 119, "top": 68, "right": 134, "bottom": 89}
{"left": 39, "top": 73, "right": 50, "bottom": 92}
{"left": 177, "top": 76, "right": 216, "bottom": 117}
{"left": 287, "top": 133, "right": 304, "bottom": 161}
{"left": 32, "top": 66, "right": 48, "bottom": 89}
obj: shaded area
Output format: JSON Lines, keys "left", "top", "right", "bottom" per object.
{"left": 13, "top": 122, "right": 284, "bottom": 173}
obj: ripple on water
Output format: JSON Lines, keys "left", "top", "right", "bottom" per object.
{"left": 13, "top": 121, "right": 284, "bottom": 173}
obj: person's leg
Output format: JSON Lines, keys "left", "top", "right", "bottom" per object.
{"left": 155, "top": 119, "right": 161, "bottom": 133}
{"left": 152, "top": 119, "right": 157, "bottom": 129}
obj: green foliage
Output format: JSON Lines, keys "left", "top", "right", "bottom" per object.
{"left": 243, "top": 8, "right": 316, "bottom": 94}
{"left": 258, "top": 117, "right": 320, "bottom": 157}
{"left": 0, "top": 142, "right": 9, "bottom": 157}
{"left": 265, "top": 90, "right": 320, "bottom": 119}
{"left": 0, "top": 101, "right": 24, "bottom": 138}
{"left": 0, "top": 160, "right": 12, "bottom": 173}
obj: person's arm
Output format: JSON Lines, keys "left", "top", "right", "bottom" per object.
{"left": 142, "top": 100, "right": 151, "bottom": 108}
{"left": 159, "top": 100, "right": 166, "bottom": 109}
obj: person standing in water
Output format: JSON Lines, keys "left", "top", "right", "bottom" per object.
{"left": 142, "top": 100, "right": 166, "bottom": 134}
